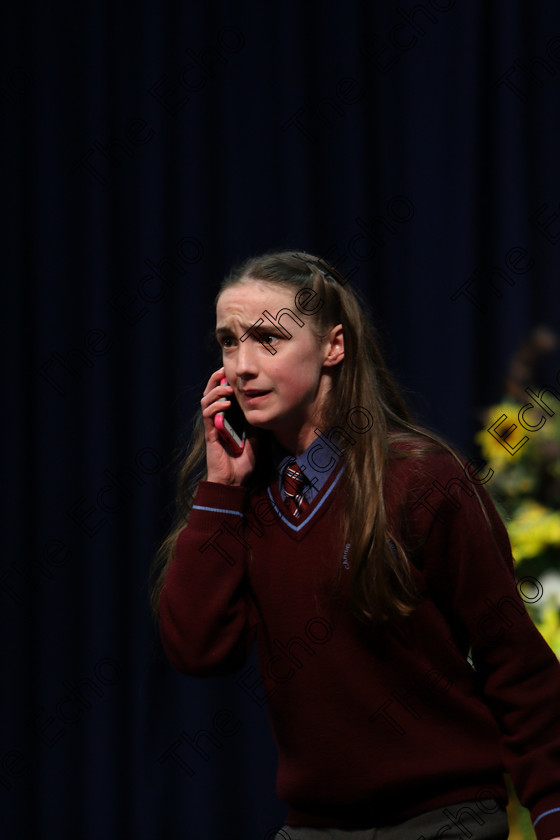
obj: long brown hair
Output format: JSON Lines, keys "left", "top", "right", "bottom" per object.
{"left": 150, "top": 251, "right": 478, "bottom": 624}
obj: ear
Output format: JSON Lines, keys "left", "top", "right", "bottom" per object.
{"left": 323, "top": 324, "right": 344, "bottom": 367}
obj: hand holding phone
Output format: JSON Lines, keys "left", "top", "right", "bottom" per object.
{"left": 214, "top": 377, "right": 247, "bottom": 455}
{"left": 201, "top": 369, "right": 256, "bottom": 486}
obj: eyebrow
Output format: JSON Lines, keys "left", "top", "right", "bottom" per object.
{"left": 215, "top": 322, "right": 280, "bottom": 338}
{"left": 215, "top": 324, "right": 249, "bottom": 337}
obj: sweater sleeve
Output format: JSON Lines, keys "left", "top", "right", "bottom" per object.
{"left": 158, "top": 481, "right": 258, "bottom": 677}
{"left": 410, "top": 451, "right": 560, "bottom": 840}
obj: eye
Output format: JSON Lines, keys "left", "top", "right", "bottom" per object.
{"left": 262, "top": 333, "right": 279, "bottom": 346}
{"left": 219, "top": 336, "right": 235, "bottom": 349}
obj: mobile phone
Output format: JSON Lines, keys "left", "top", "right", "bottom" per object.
{"left": 214, "top": 377, "right": 247, "bottom": 455}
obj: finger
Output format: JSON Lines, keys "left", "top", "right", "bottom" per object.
{"left": 201, "top": 398, "right": 231, "bottom": 419}
{"left": 202, "top": 366, "right": 226, "bottom": 397}
{"left": 200, "top": 382, "right": 232, "bottom": 410}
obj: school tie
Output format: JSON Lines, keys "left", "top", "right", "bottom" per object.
{"left": 282, "top": 462, "right": 310, "bottom": 518}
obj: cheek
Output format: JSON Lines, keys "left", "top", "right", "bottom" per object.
{"left": 275, "top": 357, "right": 321, "bottom": 397}
{"left": 222, "top": 359, "right": 236, "bottom": 384}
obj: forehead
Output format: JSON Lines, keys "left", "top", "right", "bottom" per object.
{"left": 216, "top": 280, "right": 295, "bottom": 325}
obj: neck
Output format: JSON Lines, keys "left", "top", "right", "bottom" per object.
{"left": 273, "top": 390, "right": 330, "bottom": 456}
{"left": 273, "top": 425, "right": 316, "bottom": 458}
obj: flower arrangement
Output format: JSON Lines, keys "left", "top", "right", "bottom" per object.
{"left": 475, "top": 399, "right": 560, "bottom": 655}
{"left": 473, "top": 327, "right": 560, "bottom": 840}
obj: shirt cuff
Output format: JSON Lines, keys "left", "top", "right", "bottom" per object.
{"left": 191, "top": 480, "right": 247, "bottom": 515}
{"left": 532, "top": 797, "right": 560, "bottom": 840}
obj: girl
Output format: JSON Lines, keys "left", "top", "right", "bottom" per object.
{"left": 151, "top": 251, "right": 560, "bottom": 840}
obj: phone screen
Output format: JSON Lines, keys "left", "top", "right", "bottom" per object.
{"left": 223, "top": 390, "right": 247, "bottom": 440}
{"left": 215, "top": 378, "right": 247, "bottom": 454}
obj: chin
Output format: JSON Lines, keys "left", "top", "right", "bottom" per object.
{"left": 245, "top": 411, "right": 285, "bottom": 431}
{"left": 245, "top": 415, "right": 275, "bottom": 429}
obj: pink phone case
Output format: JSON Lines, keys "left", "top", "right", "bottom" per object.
{"left": 214, "top": 378, "right": 246, "bottom": 455}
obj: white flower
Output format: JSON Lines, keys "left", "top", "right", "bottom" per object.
{"left": 538, "top": 571, "right": 560, "bottom": 610}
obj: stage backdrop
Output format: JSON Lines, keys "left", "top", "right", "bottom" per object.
{"left": 3, "top": 1, "right": 560, "bottom": 838}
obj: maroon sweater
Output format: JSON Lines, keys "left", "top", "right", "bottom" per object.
{"left": 159, "top": 447, "right": 560, "bottom": 839}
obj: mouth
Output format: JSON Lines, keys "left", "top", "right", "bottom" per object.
{"left": 239, "top": 389, "right": 272, "bottom": 405}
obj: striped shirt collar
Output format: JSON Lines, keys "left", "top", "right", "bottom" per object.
{"left": 272, "top": 429, "right": 342, "bottom": 502}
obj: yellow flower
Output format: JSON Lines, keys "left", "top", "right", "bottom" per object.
{"left": 536, "top": 606, "right": 560, "bottom": 658}
{"left": 475, "top": 402, "right": 528, "bottom": 464}
{"left": 507, "top": 501, "right": 560, "bottom": 562}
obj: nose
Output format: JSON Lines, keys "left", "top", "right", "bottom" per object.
{"left": 234, "top": 339, "right": 259, "bottom": 380}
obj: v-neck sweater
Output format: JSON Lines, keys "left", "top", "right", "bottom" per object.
{"left": 158, "top": 446, "right": 560, "bottom": 839}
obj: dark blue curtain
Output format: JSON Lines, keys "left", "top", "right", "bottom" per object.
{"left": 3, "top": 1, "right": 560, "bottom": 838}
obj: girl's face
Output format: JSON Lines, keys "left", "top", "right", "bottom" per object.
{"left": 215, "top": 279, "right": 344, "bottom": 455}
